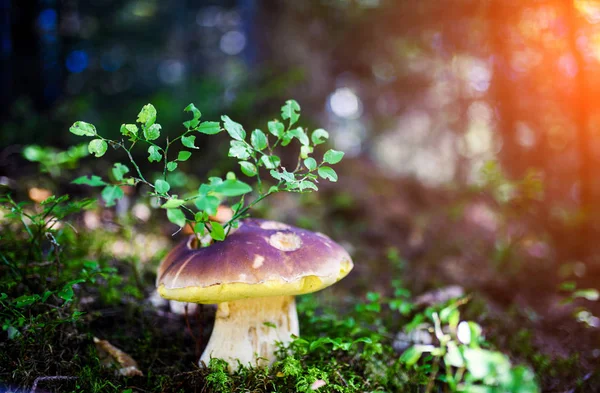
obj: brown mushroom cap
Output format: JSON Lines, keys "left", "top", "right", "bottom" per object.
{"left": 156, "top": 219, "right": 353, "bottom": 303}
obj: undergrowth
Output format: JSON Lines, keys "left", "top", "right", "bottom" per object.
{"left": 0, "top": 188, "right": 544, "bottom": 393}
{"left": 2, "top": 132, "right": 581, "bottom": 392}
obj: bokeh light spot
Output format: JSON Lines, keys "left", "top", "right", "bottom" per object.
{"left": 196, "top": 6, "right": 222, "bottom": 27}
{"left": 328, "top": 88, "right": 362, "bottom": 119}
{"left": 220, "top": 31, "right": 246, "bottom": 55}
{"left": 66, "top": 50, "right": 89, "bottom": 73}
{"left": 468, "top": 62, "right": 491, "bottom": 92}
{"left": 158, "top": 60, "right": 185, "bottom": 85}
{"left": 516, "top": 122, "right": 536, "bottom": 149}
{"left": 38, "top": 9, "right": 57, "bottom": 31}
{"left": 558, "top": 54, "right": 578, "bottom": 78}
{"left": 575, "top": 0, "right": 600, "bottom": 24}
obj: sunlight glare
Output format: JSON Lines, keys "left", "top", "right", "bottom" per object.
{"left": 575, "top": 0, "right": 600, "bottom": 24}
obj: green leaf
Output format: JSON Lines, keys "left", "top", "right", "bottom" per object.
{"left": 259, "top": 155, "right": 280, "bottom": 169}
{"left": 444, "top": 342, "right": 464, "bottom": 368}
{"left": 573, "top": 289, "right": 599, "bottom": 301}
{"left": 466, "top": 321, "right": 482, "bottom": 344}
{"left": 323, "top": 149, "right": 345, "bottom": 164}
{"left": 448, "top": 309, "right": 460, "bottom": 330}
{"left": 210, "top": 222, "right": 225, "bottom": 241}
{"left": 281, "top": 132, "right": 294, "bottom": 147}
{"left": 15, "top": 294, "right": 40, "bottom": 308}
{"left": 22, "top": 145, "right": 45, "bottom": 162}
{"left": 251, "top": 129, "right": 268, "bottom": 150}
{"left": 166, "top": 208, "right": 186, "bottom": 227}
{"left": 193, "top": 221, "right": 205, "bottom": 235}
{"left": 112, "top": 163, "right": 129, "bottom": 181}
{"left": 41, "top": 290, "right": 53, "bottom": 302}
{"left": 221, "top": 115, "right": 246, "bottom": 140}
{"left": 298, "top": 180, "right": 318, "bottom": 191}
{"left": 270, "top": 170, "right": 281, "bottom": 181}
{"left": 214, "top": 179, "right": 253, "bottom": 197}
{"left": 183, "top": 103, "right": 202, "bottom": 129}
{"left": 148, "top": 146, "right": 162, "bottom": 162}
{"left": 183, "top": 118, "right": 199, "bottom": 130}
{"left": 185, "top": 103, "right": 201, "bottom": 118}
{"left": 101, "top": 185, "right": 124, "bottom": 207}
{"left": 88, "top": 139, "right": 108, "bottom": 157}
{"left": 311, "top": 128, "right": 329, "bottom": 145}
{"left": 281, "top": 100, "right": 301, "bottom": 126}
{"left": 208, "top": 176, "right": 224, "bottom": 187}
{"left": 120, "top": 124, "right": 138, "bottom": 139}
{"left": 439, "top": 305, "right": 458, "bottom": 323}
{"left": 181, "top": 135, "right": 198, "bottom": 149}
{"left": 177, "top": 151, "right": 192, "bottom": 161}
{"left": 184, "top": 104, "right": 202, "bottom": 120}
{"left": 58, "top": 284, "right": 75, "bottom": 302}
{"left": 167, "top": 161, "right": 178, "bottom": 171}
{"left": 70, "top": 121, "right": 97, "bottom": 136}
{"left": 229, "top": 140, "right": 251, "bottom": 159}
{"left": 194, "top": 211, "right": 207, "bottom": 222}
{"left": 161, "top": 198, "right": 185, "bottom": 209}
{"left": 304, "top": 158, "right": 317, "bottom": 171}
{"left": 239, "top": 161, "right": 258, "bottom": 177}
{"left": 463, "top": 348, "right": 511, "bottom": 380}
{"left": 366, "top": 292, "right": 381, "bottom": 302}
{"left": 155, "top": 179, "right": 171, "bottom": 194}
{"left": 144, "top": 123, "right": 161, "bottom": 141}
{"left": 137, "top": 103, "right": 157, "bottom": 127}
{"left": 72, "top": 175, "right": 106, "bottom": 187}
{"left": 197, "top": 121, "right": 222, "bottom": 135}
{"left": 300, "top": 145, "right": 313, "bottom": 159}
{"left": 560, "top": 281, "right": 577, "bottom": 291}
{"left": 272, "top": 169, "right": 294, "bottom": 183}
{"left": 268, "top": 120, "right": 285, "bottom": 138}
{"left": 39, "top": 194, "right": 68, "bottom": 206}
{"left": 318, "top": 166, "right": 338, "bottom": 182}
{"left": 288, "top": 127, "right": 309, "bottom": 146}
{"left": 195, "top": 195, "right": 220, "bottom": 215}
{"left": 399, "top": 346, "right": 424, "bottom": 367}
{"left": 508, "top": 366, "right": 538, "bottom": 393}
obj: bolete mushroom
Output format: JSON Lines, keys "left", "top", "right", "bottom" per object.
{"left": 156, "top": 218, "right": 353, "bottom": 371}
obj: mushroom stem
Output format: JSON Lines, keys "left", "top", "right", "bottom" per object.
{"left": 200, "top": 295, "right": 299, "bottom": 372}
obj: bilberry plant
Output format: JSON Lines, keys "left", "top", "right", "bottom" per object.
{"left": 69, "top": 100, "right": 344, "bottom": 243}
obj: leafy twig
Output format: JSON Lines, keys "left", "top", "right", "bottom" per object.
{"left": 69, "top": 100, "right": 345, "bottom": 246}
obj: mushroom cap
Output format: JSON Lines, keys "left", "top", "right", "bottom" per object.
{"left": 156, "top": 219, "right": 353, "bottom": 303}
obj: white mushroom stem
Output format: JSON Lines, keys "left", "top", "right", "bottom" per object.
{"left": 199, "top": 295, "right": 299, "bottom": 372}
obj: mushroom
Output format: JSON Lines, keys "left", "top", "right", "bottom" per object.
{"left": 156, "top": 218, "right": 353, "bottom": 371}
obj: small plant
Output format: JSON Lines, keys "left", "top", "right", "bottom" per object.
{"left": 0, "top": 194, "right": 117, "bottom": 340}
{"left": 68, "top": 100, "right": 344, "bottom": 243}
{"left": 22, "top": 143, "right": 89, "bottom": 178}
{"left": 399, "top": 299, "right": 539, "bottom": 393}
{"left": 560, "top": 281, "right": 600, "bottom": 328}
{"left": 479, "top": 160, "right": 544, "bottom": 207}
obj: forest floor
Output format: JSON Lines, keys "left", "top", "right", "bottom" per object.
{"left": 1, "top": 158, "right": 599, "bottom": 392}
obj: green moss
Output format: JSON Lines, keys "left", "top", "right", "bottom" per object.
{"left": 0, "top": 192, "right": 586, "bottom": 393}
